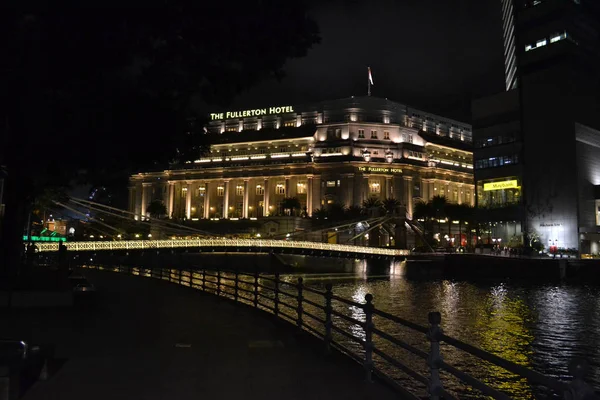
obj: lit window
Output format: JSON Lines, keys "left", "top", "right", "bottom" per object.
{"left": 236, "top": 185, "right": 244, "bottom": 196}
{"left": 371, "top": 130, "right": 378, "bottom": 139}
{"left": 326, "top": 181, "right": 336, "bottom": 188}
{"left": 217, "top": 186, "right": 224, "bottom": 196}
{"left": 536, "top": 39, "right": 547, "bottom": 47}
{"left": 550, "top": 32, "right": 567, "bottom": 43}
{"left": 383, "top": 131, "right": 390, "bottom": 140}
{"left": 297, "top": 182, "right": 307, "bottom": 194}
{"left": 337, "top": 180, "right": 341, "bottom": 187}
{"left": 358, "top": 129, "right": 365, "bottom": 138}
{"left": 276, "top": 182, "right": 285, "bottom": 195}
{"left": 284, "top": 120, "right": 296, "bottom": 127}
{"left": 369, "top": 181, "right": 381, "bottom": 194}
{"left": 256, "top": 185, "right": 264, "bottom": 195}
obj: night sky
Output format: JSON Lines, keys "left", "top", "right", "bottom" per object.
{"left": 228, "top": 0, "right": 505, "bottom": 123}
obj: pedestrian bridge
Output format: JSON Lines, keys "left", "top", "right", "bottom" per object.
{"left": 34, "top": 239, "right": 410, "bottom": 258}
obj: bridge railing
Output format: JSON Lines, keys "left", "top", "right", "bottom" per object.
{"left": 34, "top": 239, "right": 410, "bottom": 257}
{"left": 79, "top": 264, "right": 598, "bottom": 399}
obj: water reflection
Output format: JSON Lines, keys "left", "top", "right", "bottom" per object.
{"left": 292, "top": 272, "right": 600, "bottom": 399}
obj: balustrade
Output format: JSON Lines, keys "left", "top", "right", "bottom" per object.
{"left": 76, "top": 263, "right": 599, "bottom": 399}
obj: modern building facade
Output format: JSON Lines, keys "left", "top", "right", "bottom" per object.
{"left": 473, "top": 0, "right": 600, "bottom": 252}
{"left": 129, "top": 96, "right": 474, "bottom": 226}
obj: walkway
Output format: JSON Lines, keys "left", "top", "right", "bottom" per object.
{"left": 2, "top": 270, "right": 398, "bottom": 400}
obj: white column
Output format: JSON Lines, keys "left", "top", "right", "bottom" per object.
{"left": 141, "top": 183, "right": 152, "bottom": 220}
{"left": 204, "top": 182, "right": 210, "bottom": 219}
{"left": 168, "top": 182, "right": 175, "bottom": 219}
{"left": 422, "top": 179, "right": 429, "bottom": 202}
{"left": 386, "top": 177, "right": 393, "bottom": 199}
{"left": 404, "top": 177, "right": 413, "bottom": 218}
{"left": 285, "top": 177, "right": 290, "bottom": 198}
{"left": 128, "top": 187, "right": 135, "bottom": 213}
{"left": 243, "top": 179, "right": 249, "bottom": 218}
{"left": 223, "top": 180, "right": 230, "bottom": 219}
{"left": 458, "top": 184, "right": 463, "bottom": 205}
{"left": 185, "top": 183, "right": 192, "bottom": 220}
{"left": 307, "top": 176, "right": 313, "bottom": 216}
{"left": 264, "top": 178, "right": 270, "bottom": 216}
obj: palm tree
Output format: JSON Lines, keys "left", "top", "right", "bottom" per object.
{"left": 382, "top": 197, "right": 401, "bottom": 215}
{"left": 457, "top": 204, "right": 475, "bottom": 247}
{"left": 430, "top": 195, "right": 447, "bottom": 241}
{"left": 327, "top": 202, "right": 347, "bottom": 220}
{"left": 280, "top": 197, "right": 301, "bottom": 216}
{"left": 362, "top": 196, "right": 383, "bottom": 217}
{"left": 445, "top": 203, "right": 458, "bottom": 244}
{"left": 312, "top": 208, "right": 328, "bottom": 219}
{"left": 345, "top": 205, "right": 364, "bottom": 219}
{"left": 146, "top": 200, "right": 167, "bottom": 219}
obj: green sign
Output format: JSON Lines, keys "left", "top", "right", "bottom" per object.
{"left": 210, "top": 106, "right": 295, "bottom": 120}
{"left": 23, "top": 236, "right": 67, "bottom": 242}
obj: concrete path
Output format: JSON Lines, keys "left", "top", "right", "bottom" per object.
{"left": 2, "top": 269, "right": 398, "bottom": 400}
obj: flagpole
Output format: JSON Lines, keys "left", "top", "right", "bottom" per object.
{"left": 368, "top": 67, "right": 371, "bottom": 97}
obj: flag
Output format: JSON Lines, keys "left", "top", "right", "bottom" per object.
{"left": 368, "top": 67, "right": 374, "bottom": 86}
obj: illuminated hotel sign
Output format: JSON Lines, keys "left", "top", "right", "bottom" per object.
{"left": 483, "top": 180, "right": 518, "bottom": 191}
{"left": 358, "top": 166, "right": 403, "bottom": 174}
{"left": 210, "top": 106, "right": 295, "bottom": 120}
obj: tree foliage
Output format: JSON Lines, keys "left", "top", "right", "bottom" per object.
{"left": 0, "top": 2, "right": 320, "bottom": 273}
{"left": 146, "top": 200, "right": 167, "bottom": 219}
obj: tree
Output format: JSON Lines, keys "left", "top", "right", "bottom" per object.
{"left": 0, "top": 4, "right": 320, "bottom": 274}
{"left": 362, "top": 197, "right": 383, "bottom": 217}
{"left": 280, "top": 197, "right": 301, "bottom": 216}
{"left": 146, "top": 200, "right": 167, "bottom": 219}
{"left": 312, "top": 208, "right": 328, "bottom": 219}
{"left": 345, "top": 205, "right": 364, "bottom": 219}
{"left": 326, "top": 203, "right": 347, "bottom": 220}
{"left": 382, "top": 197, "right": 401, "bottom": 215}
{"left": 430, "top": 195, "right": 447, "bottom": 238}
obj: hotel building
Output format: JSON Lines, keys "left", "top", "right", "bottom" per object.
{"left": 129, "top": 96, "right": 474, "bottom": 226}
{"left": 473, "top": 0, "right": 600, "bottom": 252}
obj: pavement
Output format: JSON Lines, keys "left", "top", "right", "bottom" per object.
{"left": 0, "top": 269, "right": 398, "bottom": 400}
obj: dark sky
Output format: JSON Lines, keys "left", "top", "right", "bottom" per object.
{"left": 229, "top": 0, "right": 505, "bottom": 123}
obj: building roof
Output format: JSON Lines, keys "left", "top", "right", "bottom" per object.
{"left": 419, "top": 131, "right": 473, "bottom": 152}
{"left": 210, "top": 124, "right": 317, "bottom": 145}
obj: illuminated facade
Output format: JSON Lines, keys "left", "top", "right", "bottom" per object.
{"left": 130, "top": 96, "right": 473, "bottom": 223}
{"left": 473, "top": 0, "right": 600, "bottom": 251}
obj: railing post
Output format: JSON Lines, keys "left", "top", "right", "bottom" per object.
{"left": 363, "top": 293, "right": 374, "bottom": 383}
{"left": 324, "top": 283, "right": 333, "bottom": 355}
{"left": 253, "top": 268, "right": 259, "bottom": 308}
{"left": 427, "top": 311, "right": 444, "bottom": 400}
{"left": 564, "top": 358, "right": 596, "bottom": 399}
{"left": 216, "top": 270, "right": 221, "bottom": 297}
{"left": 296, "top": 277, "right": 304, "bottom": 330}
{"left": 273, "top": 272, "right": 280, "bottom": 316}
{"left": 202, "top": 269, "right": 206, "bottom": 292}
{"left": 234, "top": 270, "right": 239, "bottom": 302}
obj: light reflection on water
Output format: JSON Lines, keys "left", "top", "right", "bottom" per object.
{"left": 288, "top": 270, "right": 600, "bottom": 399}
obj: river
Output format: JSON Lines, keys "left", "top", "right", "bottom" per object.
{"left": 275, "top": 267, "right": 600, "bottom": 399}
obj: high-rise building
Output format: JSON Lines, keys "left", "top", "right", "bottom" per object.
{"left": 473, "top": 0, "right": 600, "bottom": 253}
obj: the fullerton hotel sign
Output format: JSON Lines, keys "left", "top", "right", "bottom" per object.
{"left": 210, "top": 106, "right": 295, "bottom": 120}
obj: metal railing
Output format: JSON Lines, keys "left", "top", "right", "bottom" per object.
{"left": 33, "top": 238, "right": 410, "bottom": 256}
{"left": 80, "top": 264, "right": 598, "bottom": 399}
